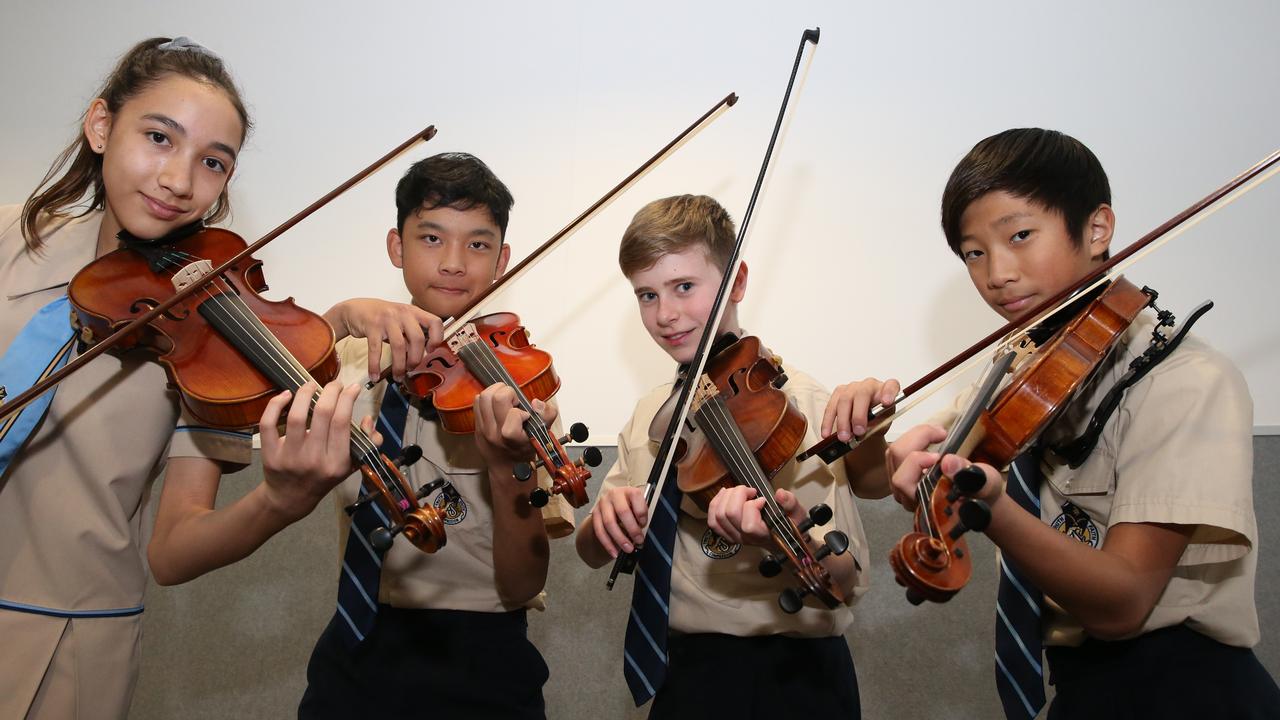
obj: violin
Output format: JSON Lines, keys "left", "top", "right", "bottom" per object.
{"left": 650, "top": 335, "right": 850, "bottom": 612}
{"left": 69, "top": 225, "right": 448, "bottom": 554}
{"left": 890, "top": 277, "right": 1153, "bottom": 604}
{"left": 397, "top": 311, "right": 602, "bottom": 508}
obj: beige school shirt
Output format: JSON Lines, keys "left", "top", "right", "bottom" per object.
{"left": 596, "top": 364, "right": 871, "bottom": 638}
{"left": 331, "top": 338, "right": 574, "bottom": 612}
{"left": 933, "top": 311, "right": 1258, "bottom": 648}
{"left": 0, "top": 206, "right": 251, "bottom": 719}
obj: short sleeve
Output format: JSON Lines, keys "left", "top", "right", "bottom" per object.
{"left": 1109, "top": 347, "right": 1256, "bottom": 564}
{"left": 168, "top": 405, "right": 253, "bottom": 467}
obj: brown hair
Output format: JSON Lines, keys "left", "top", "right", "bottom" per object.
{"left": 20, "top": 37, "right": 251, "bottom": 248}
{"left": 618, "top": 194, "right": 736, "bottom": 277}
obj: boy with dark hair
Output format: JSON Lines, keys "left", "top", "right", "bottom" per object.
{"left": 887, "top": 128, "right": 1280, "bottom": 719}
{"left": 300, "top": 152, "right": 574, "bottom": 718}
{"left": 576, "top": 194, "right": 897, "bottom": 718}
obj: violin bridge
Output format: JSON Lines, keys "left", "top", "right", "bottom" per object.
{"left": 447, "top": 324, "right": 480, "bottom": 352}
{"left": 1007, "top": 334, "right": 1038, "bottom": 372}
{"left": 691, "top": 375, "right": 719, "bottom": 410}
{"left": 170, "top": 259, "right": 215, "bottom": 292}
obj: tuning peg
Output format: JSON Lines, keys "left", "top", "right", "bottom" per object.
{"left": 947, "top": 499, "right": 993, "bottom": 541}
{"left": 513, "top": 461, "right": 538, "bottom": 482}
{"left": 771, "top": 372, "right": 789, "bottom": 389}
{"left": 758, "top": 554, "right": 783, "bottom": 578}
{"left": 529, "top": 488, "right": 550, "bottom": 508}
{"left": 415, "top": 478, "right": 446, "bottom": 500}
{"left": 797, "top": 503, "right": 833, "bottom": 533}
{"left": 905, "top": 587, "right": 926, "bottom": 606}
{"left": 953, "top": 465, "right": 987, "bottom": 495}
{"left": 369, "top": 523, "right": 403, "bottom": 553}
{"left": 395, "top": 445, "right": 423, "bottom": 469}
{"left": 579, "top": 446, "right": 603, "bottom": 468}
{"left": 778, "top": 586, "right": 809, "bottom": 614}
{"left": 814, "top": 531, "right": 849, "bottom": 561}
{"left": 344, "top": 492, "right": 377, "bottom": 516}
{"left": 559, "top": 422, "right": 589, "bottom": 444}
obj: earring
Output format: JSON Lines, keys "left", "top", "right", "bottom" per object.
{"left": 96, "top": 144, "right": 103, "bottom": 150}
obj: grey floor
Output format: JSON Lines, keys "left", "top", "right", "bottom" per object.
{"left": 130, "top": 438, "right": 1280, "bottom": 719}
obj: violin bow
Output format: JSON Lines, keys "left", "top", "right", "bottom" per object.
{"left": 609, "top": 27, "right": 822, "bottom": 589}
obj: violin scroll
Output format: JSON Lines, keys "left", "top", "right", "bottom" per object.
{"left": 343, "top": 444, "right": 450, "bottom": 554}
{"left": 514, "top": 422, "right": 603, "bottom": 508}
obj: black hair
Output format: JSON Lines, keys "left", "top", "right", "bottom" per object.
{"left": 395, "top": 152, "right": 513, "bottom": 236}
{"left": 941, "top": 128, "right": 1111, "bottom": 257}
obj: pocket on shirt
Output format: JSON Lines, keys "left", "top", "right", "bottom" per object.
{"left": 1045, "top": 446, "right": 1116, "bottom": 497}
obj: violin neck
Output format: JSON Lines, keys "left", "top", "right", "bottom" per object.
{"left": 196, "top": 290, "right": 381, "bottom": 465}
{"left": 692, "top": 394, "right": 810, "bottom": 556}
{"left": 453, "top": 335, "right": 565, "bottom": 470}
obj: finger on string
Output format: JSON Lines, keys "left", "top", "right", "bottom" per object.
{"left": 258, "top": 389, "right": 292, "bottom": 455}
{"left": 284, "top": 382, "right": 318, "bottom": 448}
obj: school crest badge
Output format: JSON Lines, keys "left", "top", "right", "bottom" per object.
{"left": 433, "top": 483, "right": 468, "bottom": 526}
{"left": 701, "top": 528, "right": 740, "bottom": 559}
{"left": 1051, "top": 500, "right": 1100, "bottom": 548}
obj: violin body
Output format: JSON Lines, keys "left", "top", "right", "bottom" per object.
{"left": 402, "top": 312, "right": 559, "bottom": 434}
{"left": 68, "top": 228, "right": 338, "bottom": 429}
{"left": 398, "top": 312, "right": 596, "bottom": 508}
{"left": 655, "top": 336, "right": 807, "bottom": 509}
{"left": 977, "top": 276, "right": 1152, "bottom": 466}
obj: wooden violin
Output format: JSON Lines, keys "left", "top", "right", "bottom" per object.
{"left": 891, "top": 277, "right": 1152, "bottom": 604}
{"left": 398, "top": 311, "right": 601, "bottom": 508}
{"left": 650, "top": 335, "right": 849, "bottom": 611}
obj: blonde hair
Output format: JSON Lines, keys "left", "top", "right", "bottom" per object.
{"left": 619, "top": 195, "right": 736, "bottom": 277}
{"left": 21, "top": 37, "right": 250, "bottom": 249}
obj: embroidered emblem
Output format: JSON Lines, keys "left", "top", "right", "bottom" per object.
{"left": 433, "top": 482, "right": 468, "bottom": 525}
{"left": 1051, "top": 500, "right": 1100, "bottom": 548}
{"left": 700, "top": 528, "right": 741, "bottom": 559}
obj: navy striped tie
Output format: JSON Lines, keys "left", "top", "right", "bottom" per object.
{"left": 334, "top": 384, "right": 410, "bottom": 647}
{"left": 995, "top": 450, "right": 1047, "bottom": 719}
{"left": 622, "top": 467, "right": 682, "bottom": 706}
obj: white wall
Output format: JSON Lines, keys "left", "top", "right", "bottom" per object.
{"left": 3, "top": 0, "right": 1277, "bottom": 438}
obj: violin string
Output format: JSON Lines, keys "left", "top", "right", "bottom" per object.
{"left": 159, "top": 251, "right": 410, "bottom": 508}
{"left": 458, "top": 336, "right": 563, "bottom": 467}
{"left": 695, "top": 394, "right": 810, "bottom": 560}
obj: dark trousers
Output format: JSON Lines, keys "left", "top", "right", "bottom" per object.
{"left": 1047, "top": 624, "right": 1280, "bottom": 720}
{"left": 648, "top": 633, "right": 861, "bottom": 719}
{"left": 298, "top": 605, "right": 548, "bottom": 720}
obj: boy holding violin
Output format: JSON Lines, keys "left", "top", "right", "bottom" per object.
{"left": 575, "top": 194, "right": 897, "bottom": 718}
{"left": 886, "top": 128, "right": 1280, "bottom": 719}
{"left": 298, "top": 152, "right": 575, "bottom": 718}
